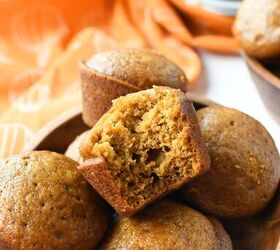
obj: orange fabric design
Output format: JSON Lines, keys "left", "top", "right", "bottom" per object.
{"left": 0, "top": 0, "right": 237, "bottom": 159}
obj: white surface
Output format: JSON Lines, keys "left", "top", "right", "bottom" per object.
{"left": 192, "top": 51, "right": 280, "bottom": 151}
{"left": 201, "top": 0, "right": 241, "bottom": 16}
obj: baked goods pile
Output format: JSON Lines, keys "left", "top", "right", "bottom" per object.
{"left": 80, "top": 49, "right": 188, "bottom": 127}
{"left": 0, "top": 48, "right": 279, "bottom": 249}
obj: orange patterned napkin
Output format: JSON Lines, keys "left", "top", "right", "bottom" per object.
{"left": 0, "top": 0, "right": 237, "bottom": 159}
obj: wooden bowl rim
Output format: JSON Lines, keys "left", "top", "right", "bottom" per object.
{"left": 241, "top": 50, "right": 280, "bottom": 90}
{"left": 23, "top": 105, "right": 82, "bottom": 153}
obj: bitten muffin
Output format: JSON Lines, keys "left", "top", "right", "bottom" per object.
{"left": 99, "top": 200, "right": 232, "bottom": 250}
{"left": 78, "top": 86, "right": 210, "bottom": 216}
{"left": 0, "top": 151, "right": 109, "bottom": 250}
{"left": 80, "top": 48, "right": 188, "bottom": 126}
{"left": 180, "top": 106, "right": 280, "bottom": 217}
{"left": 65, "top": 130, "right": 90, "bottom": 164}
{"left": 234, "top": 0, "right": 280, "bottom": 58}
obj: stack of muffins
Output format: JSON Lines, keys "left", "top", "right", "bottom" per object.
{"left": 0, "top": 48, "right": 279, "bottom": 250}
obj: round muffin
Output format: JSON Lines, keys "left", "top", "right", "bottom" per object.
{"left": 180, "top": 106, "right": 280, "bottom": 217}
{"left": 80, "top": 48, "right": 188, "bottom": 126}
{"left": 78, "top": 86, "right": 210, "bottom": 216}
{"left": 86, "top": 48, "right": 188, "bottom": 91}
{"left": 99, "top": 200, "right": 232, "bottom": 250}
{"left": 234, "top": 0, "right": 280, "bottom": 58}
{"left": 65, "top": 130, "right": 90, "bottom": 164}
{"left": 0, "top": 151, "right": 109, "bottom": 250}
{"left": 208, "top": 217, "right": 233, "bottom": 250}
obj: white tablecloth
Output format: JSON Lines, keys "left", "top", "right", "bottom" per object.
{"left": 193, "top": 52, "right": 280, "bottom": 151}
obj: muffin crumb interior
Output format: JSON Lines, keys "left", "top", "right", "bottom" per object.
{"left": 87, "top": 88, "right": 201, "bottom": 207}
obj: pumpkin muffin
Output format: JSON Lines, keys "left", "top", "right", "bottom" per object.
{"left": 234, "top": 0, "right": 280, "bottom": 58}
{"left": 99, "top": 200, "right": 232, "bottom": 250}
{"left": 180, "top": 106, "right": 280, "bottom": 217}
{"left": 65, "top": 130, "right": 90, "bottom": 164}
{"left": 208, "top": 217, "right": 233, "bottom": 250}
{"left": 0, "top": 151, "right": 109, "bottom": 250}
{"left": 78, "top": 86, "right": 210, "bottom": 216}
{"left": 80, "top": 48, "right": 188, "bottom": 126}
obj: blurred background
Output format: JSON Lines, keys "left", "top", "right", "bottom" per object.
{"left": 0, "top": 0, "right": 279, "bottom": 158}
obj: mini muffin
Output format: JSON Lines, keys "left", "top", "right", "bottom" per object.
{"left": 99, "top": 200, "right": 232, "bottom": 250}
{"left": 78, "top": 86, "right": 210, "bottom": 216}
{"left": 65, "top": 130, "right": 90, "bottom": 164}
{"left": 180, "top": 106, "right": 280, "bottom": 217}
{"left": 0, "top": 151, "right": 109, "bottom": 250}
{"left": 234, "top": 0, "right": 280, "bottom": 58}
{"left": 80, "top": 48, "right": 188, "bottom": 126}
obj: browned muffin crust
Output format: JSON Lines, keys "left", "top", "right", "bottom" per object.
{"left": 208, "top": 217, "right": 233, "bottom": 250}
{"left": 80, "top": 48, "right": 188, "bottom": 126}
{"left": 79, "top": 86, "right": 210, "bottom": 216}
{"left": 180, "top": 106, "right": 280, "bottom": 217}
{"left": 80, "top": 65, "right": 140, "bottom": 127}
{"left": 234, "top": 0, "right": 280, "bottom": 58}
{"left": 99, "top": 200, "right": 232, "bottom": 250}
{"left": 0, "top": 151, "right": 109, "bottom": 250}
{"left": 86, "top": 48, "right": 188, "bottom": 91}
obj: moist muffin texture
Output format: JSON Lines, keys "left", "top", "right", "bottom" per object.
{"left": 79, "top": 86, "right": 210, "bottom": 216}
{"left": 65, "top": 130, "right": 90, "bottom": 164}
{"left": 234, "top": 0, "right": 280, "bottom": 58}
{"left": 80, "top": 48, "right": 188, "bottom": 126}
{"left": 0, "top": 151, "right": 109, "bottom": 250}
{"left": 99, "top": 200, "right": 232, "bottom": 250}
{"left": 181, "top": 106, "right": 280, "bottom": 217}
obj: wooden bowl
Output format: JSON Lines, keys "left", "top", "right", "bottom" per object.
{"left": 24, "top": 95, "right": 280, "bottom": 250}
{"left": 241, "top": 51, "right": 280, "bottom": 123}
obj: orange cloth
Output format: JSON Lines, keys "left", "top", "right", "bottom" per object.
{"left": 0, "top": 0, "right": 238, "bottom": 159}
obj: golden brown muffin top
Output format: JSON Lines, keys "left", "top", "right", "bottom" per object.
{"left": 234, "top": 0, "right": 280, "bottom": 58}
{"left": 0, "top": 151, "right": 108, "bottom": 250}
{"left": 182, "top": 106, "right": 280, "bottom": 217}
{"left": 85, "top": 48, "right": 188, "bottom": 92}
{"left": 100, "top": 200, "right": 232, "bottom": 250}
